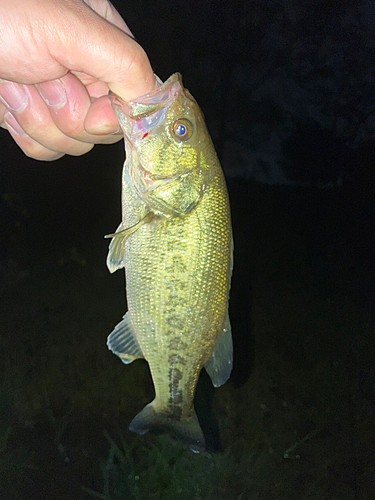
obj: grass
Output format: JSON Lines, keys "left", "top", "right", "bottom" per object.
{"left": 83, "top": 431, "right": 234, "bottom": 500}
{"left": 1, "top": 181, "right": 374, "bottom": 499}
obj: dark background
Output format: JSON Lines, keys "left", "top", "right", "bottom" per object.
{"left": 1, "top": 1, "right": 374, "bottom": 498}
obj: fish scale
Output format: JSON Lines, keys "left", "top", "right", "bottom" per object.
{"left": 106, "top": 73, "right": 233, "bottom": 453}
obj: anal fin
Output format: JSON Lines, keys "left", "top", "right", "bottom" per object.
{"left": 107, "top": 312, "right": 144, "bottom": 364}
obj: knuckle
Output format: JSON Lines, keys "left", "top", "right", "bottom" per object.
{"left": 49, "top": 135, "right": 94, "bottom": 156}
{"left": 12, "top": 133, "right": 62, "bottom": 161}
{"left": 0, "top": 103, "right": 5, "bottom": 124}
{"left": 21, "top": 125, "right": 93, "bottom": 156}
{"left": 23, "top": 141, "right": 56, "bottom": 160}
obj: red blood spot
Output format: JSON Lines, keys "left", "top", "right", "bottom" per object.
{"left": 141, "top": 132, "right": 149, "bottom": 140}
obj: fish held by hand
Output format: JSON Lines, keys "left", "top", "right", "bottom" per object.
{"left": 106, "top": 73, "right": 233, "bottom": 453}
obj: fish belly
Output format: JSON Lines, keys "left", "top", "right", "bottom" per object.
{"left": 128, "top": 172, "right": 230, "bottom": 379}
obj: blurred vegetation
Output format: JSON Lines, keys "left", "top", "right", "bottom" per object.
{"left": 1, "top": 179, "right": 374, "bottom": 499}
{"left": 83, "top": 432, "right": 234, "bottom": 499}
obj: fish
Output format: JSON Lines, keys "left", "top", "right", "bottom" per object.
{"left": 105, "top": 73, "right": 233, "bottom": 453}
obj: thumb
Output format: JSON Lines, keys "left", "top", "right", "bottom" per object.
{"left": 48, "top": 0, "right": 157, "bottom": 101}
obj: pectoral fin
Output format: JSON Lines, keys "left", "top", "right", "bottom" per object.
{"left": 105, "top": 212, "right": 155, "bottom": 273}
{"left": 107, "top": 312, "right": 144, "bottom": 364}
{"left": 104, "top": 212, "right": 155, "bottom": 240}
{"left": 204, "top": 312, "right": 233, "bottom": 387}
{"left": 106, "top": 222, "right": 125, "bottom": 273}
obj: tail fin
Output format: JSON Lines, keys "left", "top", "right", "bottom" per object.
{"left": 129, "top": 401, "right": 206, "bottom": 453}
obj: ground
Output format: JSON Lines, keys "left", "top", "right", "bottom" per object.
{"left": 1, "top": 143, "right": 374, "bottom": 498}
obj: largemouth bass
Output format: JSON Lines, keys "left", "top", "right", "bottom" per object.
{"left": 106, "top": 73, "right": 233, "bottom": 453}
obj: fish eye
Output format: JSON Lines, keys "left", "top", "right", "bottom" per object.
{"left": 172, "top": 119, "right": 193, "bottom": 141}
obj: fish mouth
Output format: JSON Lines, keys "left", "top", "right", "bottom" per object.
{"left": 109, "top": 73, "right": 185, "bottom": 148}
{"left": 109, "top": 73, "right": 183, "bottom": 121}
{"left": 109, "top": 73, "right": 203, "bottom": 217}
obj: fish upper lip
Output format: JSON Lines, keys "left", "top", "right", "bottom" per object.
{"left": 108, "top": 90, "right": 125, "bottom": 110}
{"left": 109, "top": 74, "right": 183, "bottom": 121}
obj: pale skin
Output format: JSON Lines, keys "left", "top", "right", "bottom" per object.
{"left": 0, "top": 0, "right": 156, "bottom": 161}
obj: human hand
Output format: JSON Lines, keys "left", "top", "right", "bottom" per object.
{"left": 0, "top": 0, "right": 156, "bottom": 160}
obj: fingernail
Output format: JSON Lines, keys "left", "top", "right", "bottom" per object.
{"left": 36, "top": 79, "right": 67, "bottom": 108}
{"left": 111, "top": 127, "right": 121, "bottom": 135}
{"left": 4, "top": 111, "right": 27, "bottom": 136}
{"left": 86, "top": 124, "right": 121, "bottom": 135}
{"left": 0, "top": 83, "right": 28, "bottom": 111}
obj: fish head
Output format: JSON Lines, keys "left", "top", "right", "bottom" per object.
{"left": 109, "top": 74, "right": 213, "bottom": 217}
